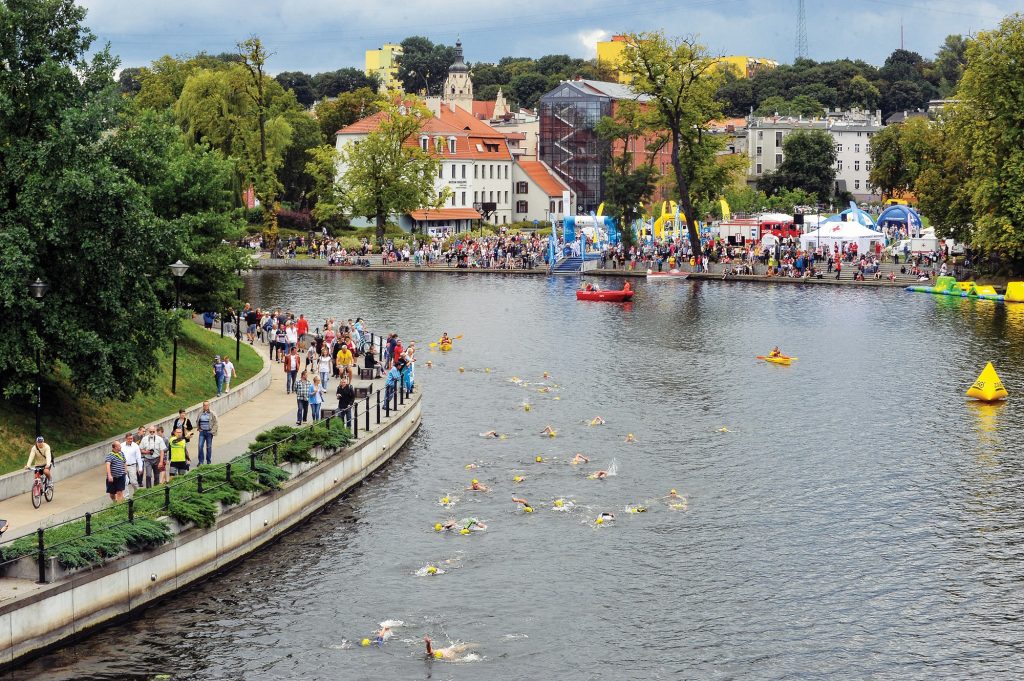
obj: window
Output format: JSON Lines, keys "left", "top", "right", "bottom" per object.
{"left": 516, "top": 181, "right": 529, "bottom": 194}
{"left": 775, "top": 131, "right": 783, "bottom": 147}
{"left": 866, "top": 144, "right": 871, "bottom": 154}
{"left": 438, "top": 166, "right": 443, "bottom": 179}
{"left": 837, "top": 160, "right": 843, "bottom": 171}
{"left": 489, "top": 165, "right": 494, "bottom": 179}
{"left": 866, "top": 162, "right": 873, "bottom": 171}
{"left": 448, "top": 137, "right": 457, "bottom": 154}
{"left": 502, "top": 215, "right": 507, "bottom": 224}
{"left": 857, "top": 131, "right": 862, "bottom": 137}
{"left": 474, "top": 165, "right": 478, "bottom": 179}
{"left": 756, "top": 146, "right": 762, "bottom": 156}
{"left": 756, "top": 162, "right": 762, "bottom": 174}
{"left": 757, "top": 130, "right": 763, "bottom": 140}
{"left": 451, "top": 164, "right": 456, "bottom": 179}
{"left": 835, "top": 144, "right": 843, "bottom": 153}
{"left": 462, "top": 165, "right": 466, "bottom": 179}
{"left": 451, "top": 193, "right": 456, "bottom": 206}
{"left": 420, "top": 136, "right": 428, "bottom": 151}
{"left": 504, "top": 191, "right": 509, "bottom": 204}
{"left": 517, "top": 200, "right": 528, "bottom": 213}
{"left": 438, "top": 190, "right": 444, "bottom": 200}
{"left": 505, "top": 166, "right": 509, "bottom": 179}
{"left": 435, "top": 137, "right": 443, "bottom": 152}
{"left": 489, "top": 191, "right": 494, "bottom": 202}
{"left": 854, "top": 144, "right": 860, "bottom": 153}
{"left": 550, "top": 200, "right": 555, "bottom": 213}
{"left": 855, "top": 180, "right": 861, "bottom": 190}
{"left": 474, "top": 191, "right": 478, "bottom": 202}
{"left": 854, "top": 161, "right": 860, "bottom": 172}
{"left": 775, "top": 154, "right": 782, "bottom": 166}
{"left": 461, "top": 191, "right": 466, "bottom": 206}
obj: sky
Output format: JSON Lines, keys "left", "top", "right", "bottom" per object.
{"left": 78, "top": 0, "right": 1019, "bottom": 74}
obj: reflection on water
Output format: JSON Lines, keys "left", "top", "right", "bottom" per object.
{"left": 13, "top": 273, "right": 1024, "bottom": 680}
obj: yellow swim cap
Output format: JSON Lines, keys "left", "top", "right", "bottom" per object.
{"left": 524, "top": 404, "right": 531, "bottom": 411}
{"left": 548, "top": 431, "right": 555, "bottom": 438}
{"left": 485, "top": 368, "right": 491, "bottom": 373}
{"left": 361, "top": 638, "right": 370, "bottom": 647}
{"left": 535, "top": 456, "right": 543, "bottom": 462}
{"left": 426, "top": 566, "right": 438, "bottom": 574}
{"left": 441, "top": 496, "right": 449, "bottom": 503}
{"left": 460, "top": 528, "right": 470, "bottom": 535}
{"left": 434, "top": 523, "right": 442, "bottom": 532}
{"left": 434, "top": 651, "right": 444, "bottom": 659}
{"left": 595, "top": 518, "right": 604, "bottom": 525}
{"left": 554, "top": 499, "right": 564, "bottom": 507}
{"left": 513, "top": 476, "right": 523, "bottom": 482}
{"left": 471, "top": 479, "right": 478, "bottom": 484}
{"left": 459, "top": 367, "right": 465, "bottom": 372}
{"left": 524, "top": 506, "right": 533, "bottom": 513}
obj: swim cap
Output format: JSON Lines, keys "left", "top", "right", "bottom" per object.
{"left": 459, "top": 367, "right": 465, "bottom": 372}
{"left": 554, "top": 499, "right": 564, "bottom": 507}
{"left": 426, "top": 566, "right": 438, "bottom": 574}
{"left": 434, "top": 651, "right": 444, "bottom": 659}
{"left": 361, "top": 638, "right": 370, "bottom": 647}
{"left": 595, "top": 518, "right": 604, "bottom": 525}
{"left": 472, "top": 479, "right": 478, "bottom": 484}
{"left": 513, "top": 476, "right": 523, "bottom": 482}
{"left": 460, "top": 528, "right": 470, "bottom": 535}
{"left": 548, "top": 432, "right": 555, "bottom": 438}
{"left": 485, "top": 368, "right": 490, "bottom": 373}
{"left": 535, "top": 456, "right": 543, "bottom": 462}
{"left": 670, "top": 489, "right": 677, "bottom": 495}
{"left": 434, "top": 523, "right": 442, "bottom": 532}
{"left": 524, "top": 506, "right": 533, "bottom": 513}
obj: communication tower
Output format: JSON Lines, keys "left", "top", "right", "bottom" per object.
{"left": 796, "top": 0, "right": 809, "bottom": 60}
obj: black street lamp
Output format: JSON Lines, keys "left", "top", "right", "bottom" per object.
{"left": 28, "top": 278, "right": 48, "bottom": 438}
{"left": 169, "top": 260, "right": 189, "bottom": 394}
{"left": 235, "top": 269, "right": 242, "bottom": 363}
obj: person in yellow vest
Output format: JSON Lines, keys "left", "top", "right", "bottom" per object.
{"left": 168, "top": 427, "right": 191, "bottom": 478}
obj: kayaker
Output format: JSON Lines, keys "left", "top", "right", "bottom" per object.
{"left": 440, "top": 332, "right": 451, "bottom": 345}
{"left": 584, "top": 283, "right": 594, "bottom": 292}
{"left": 769, "top": 346, "right": 782, "bottom": 358}
{"left": 623, "top": 281, "right": 632, "bottom": 292}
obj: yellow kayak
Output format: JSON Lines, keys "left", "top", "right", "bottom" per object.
{"left": 439, "top": 342, "right": 453, "bottom": 352}
{"left": 756, "top": 355, "right": 796, "bottom": 365}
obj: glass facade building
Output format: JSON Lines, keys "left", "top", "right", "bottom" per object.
{"left": 539, "top": 82, "right": 616, "bottom": 215}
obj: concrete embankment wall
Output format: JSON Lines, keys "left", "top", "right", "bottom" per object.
{"left": 0, "top": 392, "right": 421, "bottom": 668}
{"left": 0, "top": 336, "right": 272, "bottom": 503}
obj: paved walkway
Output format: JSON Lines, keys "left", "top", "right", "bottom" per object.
{"left": 0, "top": 338, "right": 384, "bottom": 542}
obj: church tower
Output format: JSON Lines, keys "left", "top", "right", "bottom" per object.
{"left": 443, "top": 40, "right": 473, "bottom": 111}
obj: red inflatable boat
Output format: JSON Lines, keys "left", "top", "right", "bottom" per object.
{"left": 575, "top": 288, "right": 634, "bottom": 302}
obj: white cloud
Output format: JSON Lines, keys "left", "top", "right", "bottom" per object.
{"left": 576, "top": 29, "right": 608, "bottom": 57}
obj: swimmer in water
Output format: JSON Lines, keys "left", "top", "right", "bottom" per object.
{"left": 624, "top": 433, "right": 636, "bottom": 443}
{"left": 465, "top": 463, "right": 478, "bottom": 470}
{"left": 480, "top": 431, "right": 498, "bottom": 438}
{"left": 467, "top": 479, "right": 489, "bottom": 492}
{"left": 511, "top": 496, "right": 530, "bottom": 507}
{"left": 540, "top": 425, "right": 556, "bottom": 436}
{"left": 571, "top": 453, "right": 589, "bottom": 465}
{"left": 424, "top": 636, "right": 475, "bottom": 661}
{"left": 589, "top": 470, "right": 609, "bottom": 479}
{"left": 373, "top": 625, "right": 392, "bottom": 646}
{"left": 589, "top": 416, "right": 606, "bottom": 426}
{"left": 597, "top": 512, "right": 615, "bottom": 523}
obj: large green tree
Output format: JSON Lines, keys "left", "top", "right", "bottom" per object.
{"left": 395, "top": 36, "right": 457, "bottom": 95}
{"left": 335, "top": 102, "right": 446, "bottom": 242}
{"left": 620, "top": 32, "right": 734, "bottom": 256}
{"left": 310, "top": 68, "right": 378, "bottom": 100}
{"left": 595, "top": 101, "right": 661, "bottom": 246}
{"left": 758, "top": 130, "right": 837, "bottom": 201}
{"left": 313, "top": 87, "right": 385, "bottom": 143}
{"left": 0, "top": 0, "right": 177, "bottom": 400}
{"left": 868, "top": 117, "right": 936, "bottom": 199}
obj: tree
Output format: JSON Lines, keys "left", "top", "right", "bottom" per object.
{"left": 845, "top": 75, "right": 881, "bottom": 110}
{"left": 595, "top": 101, "right": 661, "bottom": 246}
{"left": 716, "top": 72, "right": 754, "bottom": 116}
{"left": 509, "top": 73, "right": 552, "bottom": 109}
{"left": 278, "top": 110, "right": 325, "bottom": 208}
{"left": 934, "top": 34, "right": 968, "bottom": 96}
{"left": 118, "top": 67, "right": 144, "bottom": 95}
{"left": 0, "top": 0, "right": 179, "bottom": 400}
{"left": 753, "top": 95, "right": 823, "bottom": 118}
{"left": 313, "top": 87, "right": 385, "bottom": 143}
{"left": 619, "top": 32, "right": 734, "bottom": 257}
{"left": 868, "top": 117, "right": 936, "bottom": 198}
{"left": 275, "top": 71, "right": 316, "bottom": 107}
{"left": 920, "top": 14, "right": 1024, "bottom": 257}
{"left": 758, "top": 130, "right": 837, "bottom": 201}
{"left": 337, "top": 102, "right": 446, "bottom": 242}
{"left": 881, "top": 79, "right": 926, "bottom": 117}
{"left": 395, "top": 36, "right": 457, "bottom": 95}
{"left": 310, "top": 68, "right": 378, "bottom": 100}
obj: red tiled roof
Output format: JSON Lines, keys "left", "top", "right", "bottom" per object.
{"left": 517, "top": 160, "right": 568, "bottom": 197}
{"left": 338, "top": 106, "right": 512, "bottom": 160}
{"left": 409, "top": 208, "right": 482, "bottom": 221}
{"left": 503, "top": 132, "right": 526, "bottom": 140}
{"left": 336, "top": 110, "right": 388, "bottom": 135}
{"left": 472, "top": 101, "right": 495, "bottom": 120}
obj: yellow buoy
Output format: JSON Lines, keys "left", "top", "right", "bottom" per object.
{"left": 361, "top": 638, "right": 371, "bottom": 647}
{"left": 523, "top": 403, "right": 531, "bottom": 412}
{"left": 966, "top": 362, "right": 1008, "bottom": 402}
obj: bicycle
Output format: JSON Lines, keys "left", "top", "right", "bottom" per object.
{"left": 30, "top": 466, "right": 54, "bottom": 508}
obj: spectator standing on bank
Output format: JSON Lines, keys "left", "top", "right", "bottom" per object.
{"left": 274, "top": 325, "right": 287, "bottom": 363}
{"left": 296, "top": 313, "right": 309, "bottom": 339}
{"left": 284, "top": 346, "right": 301, "bottom": 394}
{"left": 285, "top": 320, "right": 298, "bottom": 356}
{"left": 336, "top": 375, "right": 355, "bottom": 428}
{"left": 213, "top": 355, "right": 226, "bottom": 396}
{"left": 121, "top": 432, "right": 143, "bottom": 496}
{"left": 105, "top": 440, "right": 127, "bottom": 502}
{"left": 168, "top": 428, "right": 190, "bottom": 477}
{"left": 202, "top": 311, "right": 216, "bottom": 329}
{"left": 196, "top": 401, "right": 218, "bottom": 465}
{"left": 223, "top": 356, "right": 237, "bottom": 392}
{"left": 294, "top": 371, "right": 311, "bottom": 425}
{"left": 172, "top": 409, "right": 194, "bottom": 447}
{"left": 309, "top": 375, "right": 325, "bottom": 421}
{"left": 156, "top": 426, "right": 171, "bottom": 484}
{"left": 139, "top": 426, "right": 166, "bottom": 489}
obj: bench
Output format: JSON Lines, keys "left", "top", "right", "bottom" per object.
{"left": 358, "top": 367, "right": 376, "bottom": 381}
{"left": 355, "top": 385, "right": 373, "bottom": 399}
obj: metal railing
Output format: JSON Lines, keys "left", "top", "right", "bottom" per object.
{"left": 0, "top": 329, "right": 416, "bottom": 584}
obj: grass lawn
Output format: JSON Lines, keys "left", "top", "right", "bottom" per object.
{"left": 0, "top": 323, "right": 264, "bottom": 476}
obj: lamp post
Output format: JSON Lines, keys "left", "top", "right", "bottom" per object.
{"left": 235, "top": 269, "right": 242, "bottom": 363}
{"left": 408, "top": 70, "right": 430, "bottom": 96}
{"left": 28, "top": 278, "right": 49, "bottom": 438}
{"left": 169, "top": 260, "right": 189, "bottom": 394}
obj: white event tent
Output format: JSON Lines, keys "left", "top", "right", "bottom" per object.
{"left": 799, "top": 221, "right": 886, "bottom": 254}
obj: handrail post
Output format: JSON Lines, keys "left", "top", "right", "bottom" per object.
{"left": 385, "top": 388, "right": 390, "bottom": 417}
{"left": 365, "top": 396, "right": 370, "bottom": 432}
{"left": 353, "top": 404, "right": 359, "bottom": 438}
{"left": 128, "top": 498, "right": 135, "bottom": 523}
{"left": 250, "top": 453, "right": 256, "bottom": 471}
{"left": 273, "top": 443, "right": 278, "bottom": 466}
{"left": 197, "top": 473, "right": 203, "bottom": 494}
{"left": 164, "top": 485, "right": 171, "bottom": 509}
{"left": 326, "top": 415, "right": 331, "bottom": 431}
{"left": 85, "top": 512, "right": 92, "bottom": 536}
{"left": 36, "top": 528, "right": 46, "bottom": 584}
{"left": 376, "top": 391, "right": 381, "bottom": 423}
{"left": 226, "top": 462, "right": 232, "bottom": 485}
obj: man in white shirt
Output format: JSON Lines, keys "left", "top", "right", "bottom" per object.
{"left": 139, "top": 426, "right": 167, "bottom": 489}
{"left": 285, "top": 321, "right": 298, "bottom": 356}
{"left": 121, "top": 431, "right": 143, "bottom": 496}
{"left": 223, "top": 357, "right": 237, "bottom": 392}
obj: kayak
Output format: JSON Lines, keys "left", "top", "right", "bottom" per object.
{"left": 576, "top": 289, "right": 634, "bottom": 302}
{"left": 756, "top": 355, "right": 796, "bottom": 365}
{"left": 646, "top": 269, "right": 689, "bottom": 280}
{"left": 439, "top": 342, "right": 452, "bottom": 352}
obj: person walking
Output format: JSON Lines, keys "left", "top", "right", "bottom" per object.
{"left": 121, "top": 432, "right": 143, "bottom": 496}
{"left": 196, "top": 401, "right": 218, "bottom": 465}
{"left": 274, "top": 324, "right": 287, "bottom": 363}
{"left": 223, "top": 356, "right": 237, "bottom": 392}
{"left": 172, "top": 409, "right": 194, "bottom": 447}
{"left": 213, "top": 355, "right": 226, "bottom": 396}
{"left": 139, "top": 426, "right": 166, "bottom": 488}
{"left": 294, "top": 371, "right": 311, "bottom": 425}
{"left": 285, "top": 321, "right": 298, "bottom": 357}
{"left": 105, "top": 440, "right": 127, "bottom": 502}
{"left": 168, "top": 428, "right": 190, "bottom": 477}
{"left": 284, "top": 346, "right": 301, "bottom": 394}
{"left": 309, "top": 375, "right": 325, "bottom": 421}
{"left": 336, "top": 375, "right": 355, "bottom": 429}
{"left": 318, "top": 346, "right": 332, "bottom": 389}
{"left": 156, "top": 426, "right": 171, "bottom": 484}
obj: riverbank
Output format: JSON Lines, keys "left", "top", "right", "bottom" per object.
{"left": 0, "top": 323, "right": 263, "bottom": 476}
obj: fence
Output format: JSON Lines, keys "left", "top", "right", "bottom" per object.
{"left": 0, "top": 331, "right": 415, "bottom": 585}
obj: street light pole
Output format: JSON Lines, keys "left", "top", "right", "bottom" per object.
{"left": 235, "top": 270, "right": 242, "bottom": 363}
{"left": 169, "top": 260, "right": 190, "bottom": 394}
{"left": 28, "top": 278, "right": 49, "bottom": 438}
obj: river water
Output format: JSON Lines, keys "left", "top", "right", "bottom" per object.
{"left": 14, "top": 272, "right": 1024, "bottom": 680}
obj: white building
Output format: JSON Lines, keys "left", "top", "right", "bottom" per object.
{"left": 746, "top": 109, "right": 882, "bottom": 201}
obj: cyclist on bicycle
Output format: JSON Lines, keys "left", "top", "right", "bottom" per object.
{"left": 25, "top": 435, "right": 53, "bottom": 483}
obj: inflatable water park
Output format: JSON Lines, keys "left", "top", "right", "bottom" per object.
{"left": 906, "top": 277, "right": 1024, "bottom": 304}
